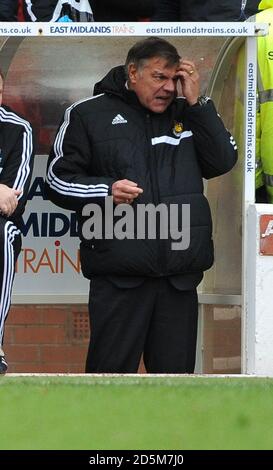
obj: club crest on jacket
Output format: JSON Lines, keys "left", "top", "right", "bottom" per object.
{"left": 173, "top": 121, "right": 183, "bottom": 137}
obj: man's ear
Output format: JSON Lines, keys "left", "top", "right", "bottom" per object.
{"left": 128, "top": 63, "right": 138, "bottom": 84}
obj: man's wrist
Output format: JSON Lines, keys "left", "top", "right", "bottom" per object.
{"left": 197, "top": 95, "right": 211, "bottom": 107}
{"left": 187, "top": 98, "right": 198, "bottom": 106}
{"left": 189, "top": 96, "right": 211, "bottom": 107}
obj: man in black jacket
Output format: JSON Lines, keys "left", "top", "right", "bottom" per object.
{"left": 91, "top": 0, "right": 154, "bottom": 21}
{"left": 0, "top": 71, "right": 35, "bottom": 374}
{"left": 153, "top": 0, "right": 259, "bottom": 21}
{"left": 46, "top": 38, "right": 237, "bottom": 374}
{"left": 0, "top": 0, "right": 18, "bottom": 21}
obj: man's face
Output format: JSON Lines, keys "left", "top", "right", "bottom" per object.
{"left": 128, "top": 57, "right": 180, "bottom": 113}
{"left": 0, "top": 77, "right": 3, "bottom": 106}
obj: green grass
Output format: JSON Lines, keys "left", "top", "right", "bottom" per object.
{"left": 1, "top": 376, "right": 273, "bottom": 450}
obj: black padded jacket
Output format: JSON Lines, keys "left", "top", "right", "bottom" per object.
{"left": 0, "top": 0, "right": 18, "bottom": 21}
{"left": 152, "top": 0, "right": 259, "bottom": 21}
{"left": 46, "top": 66, "right": 237, "bottom": 286}
{"left": 91, "top": 0, "right": 154, "bottom": 21}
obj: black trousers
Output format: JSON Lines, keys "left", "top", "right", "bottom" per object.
{"left": 86, "top": 277, "right": 198, "bottom": 373}
{"left": 0, "top": 217, "right": 21, "bottom": 346}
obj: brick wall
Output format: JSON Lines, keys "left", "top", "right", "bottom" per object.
{"left": 5, "top": 304, "right": 240, "bottom": 374}
{"left": 5, "top": 305, "right": 89, "bottom": 373}
{"left": 5, "top": 305, "right": 146, "bottom": 373}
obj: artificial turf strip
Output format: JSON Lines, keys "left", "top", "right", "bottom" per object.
{"left": 1, "top": 376, "right": 273, "bottom": 450}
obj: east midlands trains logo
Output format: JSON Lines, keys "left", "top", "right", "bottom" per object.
{"left": 49, "top": 24, "right": 135, "bottom": 35}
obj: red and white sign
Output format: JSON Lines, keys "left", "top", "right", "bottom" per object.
{"left": 260, "top": 214, "right": 273, "bottom": 255}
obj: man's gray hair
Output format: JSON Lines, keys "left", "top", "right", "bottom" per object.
{"left": 125, "top": 37, "right": 181, "bottom": 77}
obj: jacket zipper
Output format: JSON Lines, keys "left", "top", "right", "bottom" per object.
{"left": 146, "top": 113, "right": 166, "bottom": 276}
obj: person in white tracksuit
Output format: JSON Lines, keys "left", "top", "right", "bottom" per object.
{"left": 0, "top": 71, "right": 34, "bottom": 374}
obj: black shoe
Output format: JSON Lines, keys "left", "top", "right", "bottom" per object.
{"left": 0, "top": 355, "right": 8, "bottom": 374}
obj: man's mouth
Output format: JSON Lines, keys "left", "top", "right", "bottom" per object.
{"left": 156, "top": 96, "right": 172, "bottom": 102}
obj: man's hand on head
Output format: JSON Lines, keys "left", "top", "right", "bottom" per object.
{"left": 0, "top": 184, "right": 21, "bottom": 217}
{"left": 177, "top": 59, "right": 200, "bottom": 105}
{"left": 112, "top": 179, "right": 143, "bottom": 205}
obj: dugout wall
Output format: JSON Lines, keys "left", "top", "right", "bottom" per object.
{"left": 0, "top": 22, "right": 267, "bottom": 374}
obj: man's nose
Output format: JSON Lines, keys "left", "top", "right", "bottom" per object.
{"left": 163, "top": 78, "right": 176, "bottom": 92}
